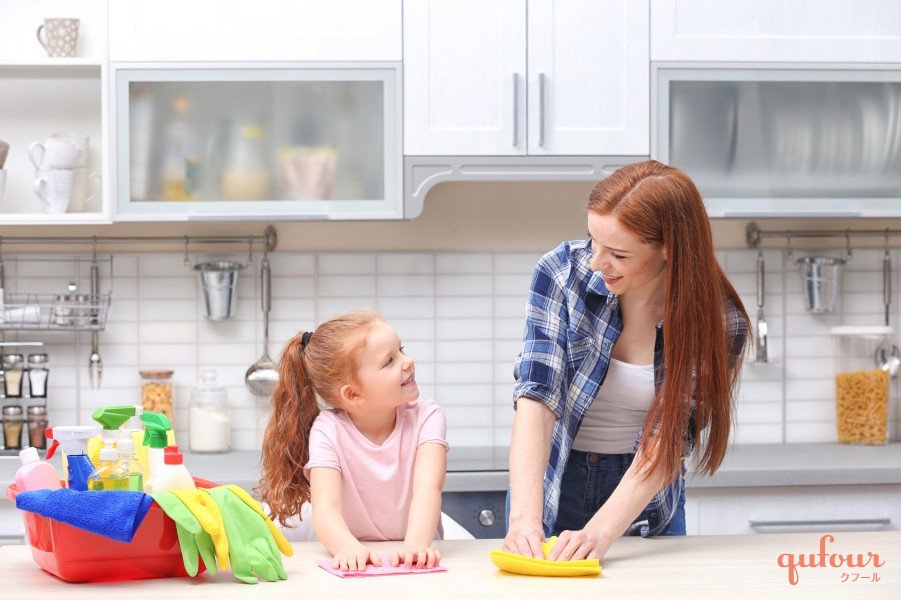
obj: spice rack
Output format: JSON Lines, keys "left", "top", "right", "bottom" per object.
{"left": 1, "top": 342, "right": 48, "bottom": 456}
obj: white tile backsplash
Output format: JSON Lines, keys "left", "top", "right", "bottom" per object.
{"left": 3, "top": 248, "right": 898, "bottom": 453}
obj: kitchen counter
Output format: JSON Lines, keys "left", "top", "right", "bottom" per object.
{"left": 2, "top": 442, "right": 900, "bottom": 494}
{"left": 0, "top": 532, "right": 897, "bottom": 599}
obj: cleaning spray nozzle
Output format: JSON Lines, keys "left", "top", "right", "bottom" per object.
{"left": 45, "top": 425, "right": 99, "bottom": 459}
{"left": 140, "top": 411, "right": 172, "bottom": 449}
{"left": 92, "top": 406, "right": 137, "bottom": 433}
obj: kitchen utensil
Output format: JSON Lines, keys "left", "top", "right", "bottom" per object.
{"left": 754, "top": 251, "right": 768, "bottom": 363}
{"left": 245, "top": 256, "right": 278, "bottom": 398}
{"left": 194, "top": 261, "right": 243, "bottom": 320}
{"left": 798, "top": 256, "right": 845, "bottom": 313}
{"left": 874, "top": 248, "right": 901, "bottom": 378}
{"left": 88, "top": 260, "right": 102, "bottom": 389}
{"left": 0, "top": 140, "right": 9, "bottom": 169}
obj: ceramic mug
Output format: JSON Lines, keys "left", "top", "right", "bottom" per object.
{"left": 33, "top": 168, "right": 75, "bottom": 214}
{"left": 69, "top": 168, "right": 101, "bottom": 212}
{"left": 36, "top": 18, "right": 80, "bottom": 58}
{"left": 28, "top": 139, "right": 80, "bottom": 170}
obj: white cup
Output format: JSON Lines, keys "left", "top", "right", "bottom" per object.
{"left": 50, "top": 132, "right": 89, "bottom": 168}
{"left": 33, "top": 168, "right": 75, "bottom": 214}
{"left": 28, "top": 138, "right": 80, "bottom": 170}
{"left": 69, "top": 168, "right": 101, "bottom": 212}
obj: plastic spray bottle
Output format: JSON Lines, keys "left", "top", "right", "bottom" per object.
{"left": 117, "top": 435, "right": 144, "bottom": 491}
{"left": 15, "top": 447, "right": 61, "bottom": 491}
{"left": 88, "top": 440, "right": 128, "bottom": 491}
{"left": 45, "top": 426, "right": 99, "bottom": 491}
{"left": 89, "top": 406, "right": 138, "bottom": 466}
{"left": 141, "top": 411, "right": 172, "bottom": 493}
{"left": 152, "top": 445, "right": 196, "bottom": 492}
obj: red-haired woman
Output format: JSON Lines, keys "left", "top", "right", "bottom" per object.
{"left": 504, "top": 160, "right": 749, "bottom": 561}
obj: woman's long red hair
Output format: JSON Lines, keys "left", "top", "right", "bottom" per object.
{"left": 257, "top": 308, "right": 382, "bottom": 526}
{"left": 587, "top": 160, "right": 748, "bottom": 481}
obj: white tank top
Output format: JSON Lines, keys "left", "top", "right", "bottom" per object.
{"left": 572, "top": 357, "right": 655, "bottom": 454}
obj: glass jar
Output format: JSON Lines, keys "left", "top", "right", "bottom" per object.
{"left": 831, "top": 327, "right": 890, "bottom": 445}
{"left": 27, "top": 405, "right": 48, "bottom": 449}
{"left": 2, "top": 354, "right": 25, "bottom": 398}
{"left": 2, "top": 405, "right": 24, "bottom": 450}
{"left": 140, "top": 369, "right": 175, "bottom": 425}
{"left": 189, "top": 370, "right": 230, "bottom": 454}
{"left": 27, "top": 353, "right": 50, "bottom": 398}
{"left": 221, "top": 124, "right": 271, "bottom": 200}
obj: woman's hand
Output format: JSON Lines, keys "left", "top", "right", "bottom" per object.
{"left": 546, "top": 528, "right": 611, "bottom": 561}
{"left": 502, "top": 520, "right": 546, "bottom": 559}
{"left": 332, "top": 543, "right": 382, "bottom": 572}
{"left": 391, "top": 546, "right": 442, "bottom": 569}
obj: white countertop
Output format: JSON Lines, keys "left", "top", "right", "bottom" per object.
{"left": 1, "top": 532, "right": 898, "bottom": 599}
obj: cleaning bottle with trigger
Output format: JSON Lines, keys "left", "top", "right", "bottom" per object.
{"left": 141, "top": 411, "right": 174, "bottom": 493}
{"left": 44, "top": 425, "right": 99, "bottom": 491}
{"left": 89, "top": 406, "right": 138, "bottom": 467}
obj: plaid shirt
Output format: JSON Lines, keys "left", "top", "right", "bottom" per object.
{"left": 513, "top": 239, "right": 747, "bottom": 536}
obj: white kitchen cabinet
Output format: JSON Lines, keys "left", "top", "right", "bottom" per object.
{"left": 108, "top": 0, "right": 402, "bottom": 62}
{"left": 686, "top": 485, "right": 900, "bottom": 536}
{"left": 404, "top": 0, "right": 649, "bottom": 156}
{"left": 652, "top": 0, "right": 901, "bottom": 63}
{"left": 0, "top": 0, "right": 110, "bottom": 225}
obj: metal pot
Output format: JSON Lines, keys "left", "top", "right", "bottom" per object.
{"left": 798, "top": 256, "right": 845, "bottom": 313}
{"left": 194, "top": 261, "right": 244, "bottom": 320}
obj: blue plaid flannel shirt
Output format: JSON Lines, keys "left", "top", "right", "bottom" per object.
{"left": 513, "top": 239, "right": 747, "bottom": 537}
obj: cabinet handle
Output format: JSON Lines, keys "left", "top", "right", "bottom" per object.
{"left": 0, "top": 534, "right": 26, "bottom": 544}
{"left": 512, "top": 73, "right": 520, "bottom": 147}
{"left": 749, "top": 518, "right": 890, "bottom": 531}
{"left": 538, "top": 72, "right": 546, "bottom": 147}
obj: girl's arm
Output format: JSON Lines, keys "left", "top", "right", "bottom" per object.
{"left": 547, "top": 441, "right": 669, "bottom": 561}
{"left": 310, "top": 467, "right": 382, "bottom": 571}
{"left": 503, "top": 397, "right": 556, "bottom": 559}
{"left": 393, "top": 441, "right": 447, "bottom": 568}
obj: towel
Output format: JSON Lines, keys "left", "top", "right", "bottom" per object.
{"left": 317, "top": 553, "right": 447, "bottom": 578}
{"left": 16, "top": 488, "right": 153, "bottom": 543}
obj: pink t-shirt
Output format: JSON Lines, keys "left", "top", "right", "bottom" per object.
{"left": 304, "top": 398, "right": 448, "bottom": 541}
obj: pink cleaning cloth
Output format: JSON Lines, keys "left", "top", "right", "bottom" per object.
{"left": 316, "top": 553, "right": 448, "bottom": 578}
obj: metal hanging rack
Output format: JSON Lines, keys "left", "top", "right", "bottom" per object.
{"left": 746, "top": 222, "right": 901, "bottom": 249}
{"left": 0, "top": 225, "right": 277, "bottom": 254}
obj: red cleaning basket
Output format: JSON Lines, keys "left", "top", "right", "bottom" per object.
{"left": 6, "top": 477, "right": 219, "bottom": 583}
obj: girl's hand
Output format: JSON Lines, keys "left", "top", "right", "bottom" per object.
{"left": 503, "top": 521, "right": 545, "bottom": 559}
{"left": 390, "top": 546, "right": 442, "bottom": 569}
{"left": 546, "top": 528, "right": 610, "bottom": 561}
{"left": 332, "top": 543, "right": 382, "bottom": 572}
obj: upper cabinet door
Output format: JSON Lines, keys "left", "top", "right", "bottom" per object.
{"left": 527, "top": 0, "right": 649, "bottom": 155}
{"left": 109, "top": 0, "right": 402, "bottom": 62}
{"left": 652, "top": 0, "right": 901, "bottom": 63}
{"left": 403, "top": 0, "right": 527, "bottom": 156}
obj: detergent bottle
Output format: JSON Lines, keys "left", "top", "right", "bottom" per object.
{"left": 89, "top": 405, "right": 138, "bottom": 467}
{"left": 152, "top": 445, "right": 196, "bottom": 492}
{"left": 141, "top": 411, "right": 172, "bottom": 493}
{"left": 45, "top": 425, "right": 99, "bottom": 491}
{"left": 15, "top": 446, "right": 61, "bottom": 491}
{"left": 117, "top": 435, "right": 144, "bottom": 491}
{"left": 88, "top": 440, "right": 128, "bottom": 491}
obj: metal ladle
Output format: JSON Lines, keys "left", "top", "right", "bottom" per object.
{"left": 245, "top": 256, "right": 279, "bottom": 397}
{"left": 875, "top": 246, "right": 901, "bottom": 378}
{"left": 88, "top": 250, "right": 103, "bottom": 389}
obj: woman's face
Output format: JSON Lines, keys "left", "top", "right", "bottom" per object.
{"left": 587, "top": 212, "right": 667, "bottom": 298}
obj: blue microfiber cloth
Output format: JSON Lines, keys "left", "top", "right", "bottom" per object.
{"left": 16, "top": 488, "right": 153, "bottom": 543}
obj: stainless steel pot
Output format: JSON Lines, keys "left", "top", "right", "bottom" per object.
{"left": 798, "top": 256, "right": 845, "bottom": 313}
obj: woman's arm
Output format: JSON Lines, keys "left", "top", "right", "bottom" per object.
{"left": 394, "top": 441, "right": 447, "bottom": 568}
{"left": 548, "top": 441, "right": 669, "bottom": 561}
{"left": 310, "top": 467, "right": 382, "bottom": 571}
{"left": 503, "top": 397, "right": 556, "bottom": 559}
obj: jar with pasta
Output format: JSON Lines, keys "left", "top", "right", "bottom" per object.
{"left": 831, "top": 327, "right": 891, "bottom": 445}
{"left": 140, "top": 369, "right": 175, "bottom": 426}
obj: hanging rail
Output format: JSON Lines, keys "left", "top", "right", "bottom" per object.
{"left": 0, "top": 225, "right": 277, "bottom": 253}
{"left": 746, "top": 222, "right": 901, "bottom": 248}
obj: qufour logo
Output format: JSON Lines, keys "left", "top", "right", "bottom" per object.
{"left": 777, "top": 534, "right": 885, "bottom": 585}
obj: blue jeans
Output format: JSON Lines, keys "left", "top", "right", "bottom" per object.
{"left": 506, "top": 450, "right": 686, "bottom": 537}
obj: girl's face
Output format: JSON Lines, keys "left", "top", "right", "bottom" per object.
{"left": 587, "top": 212, "right": 667, "bottom": 298}
{"left": 352, "top": 320, "right": 418, "bottom": 411}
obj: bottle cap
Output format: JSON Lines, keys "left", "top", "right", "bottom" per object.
{"left": 163, "top": 445, "right": 184, "bottom": 465}
{"left": 100, "top": 439, "right": 118, "bottom": 462}
{"left": 19, "top": 446, "right": 39, "bottom": 465}
{"left": 118, "top": 437, "right": 135, "bottom": 454}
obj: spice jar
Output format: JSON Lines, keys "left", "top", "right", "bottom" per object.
{"left": 27, "top": 405, "right": 48, "bottom": 449}
{"left": 2, "top": 405, "right": 24, "bottom": 450}
{"left": 27, "top": 353, "right": 49, "bottom": 398}
{"left": 140, "top": 370, "right": 175, "bottom": 425}
{"left": 2, "top": 354, "right": 25, "bottom": 398}
{"left": 189, "top": 370, "right": 230, "bottom": 454}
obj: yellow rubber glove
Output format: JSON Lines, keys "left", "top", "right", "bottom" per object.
{"left": 223, "top": 485, "right": 293, "bottom": 557}
{"left": 172, "top": 489, "right": 230, "bottom": 571}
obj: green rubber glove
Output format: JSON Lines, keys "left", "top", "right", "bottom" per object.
{"left": 150, "top": 492, "right": 218, "bottom": 576}
{"left": 172, "top": 488, "right": 230, "bottom": 571}
{"left": 208, "top": 486, "right": 289, "bottom": 584}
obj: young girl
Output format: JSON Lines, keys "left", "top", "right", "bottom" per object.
{"left": 258, "top": 308, "right": 448, "bottom": 572}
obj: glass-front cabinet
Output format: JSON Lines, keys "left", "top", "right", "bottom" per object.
{"left": 111, "top": 64, "right": 402, "bottom": 220}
